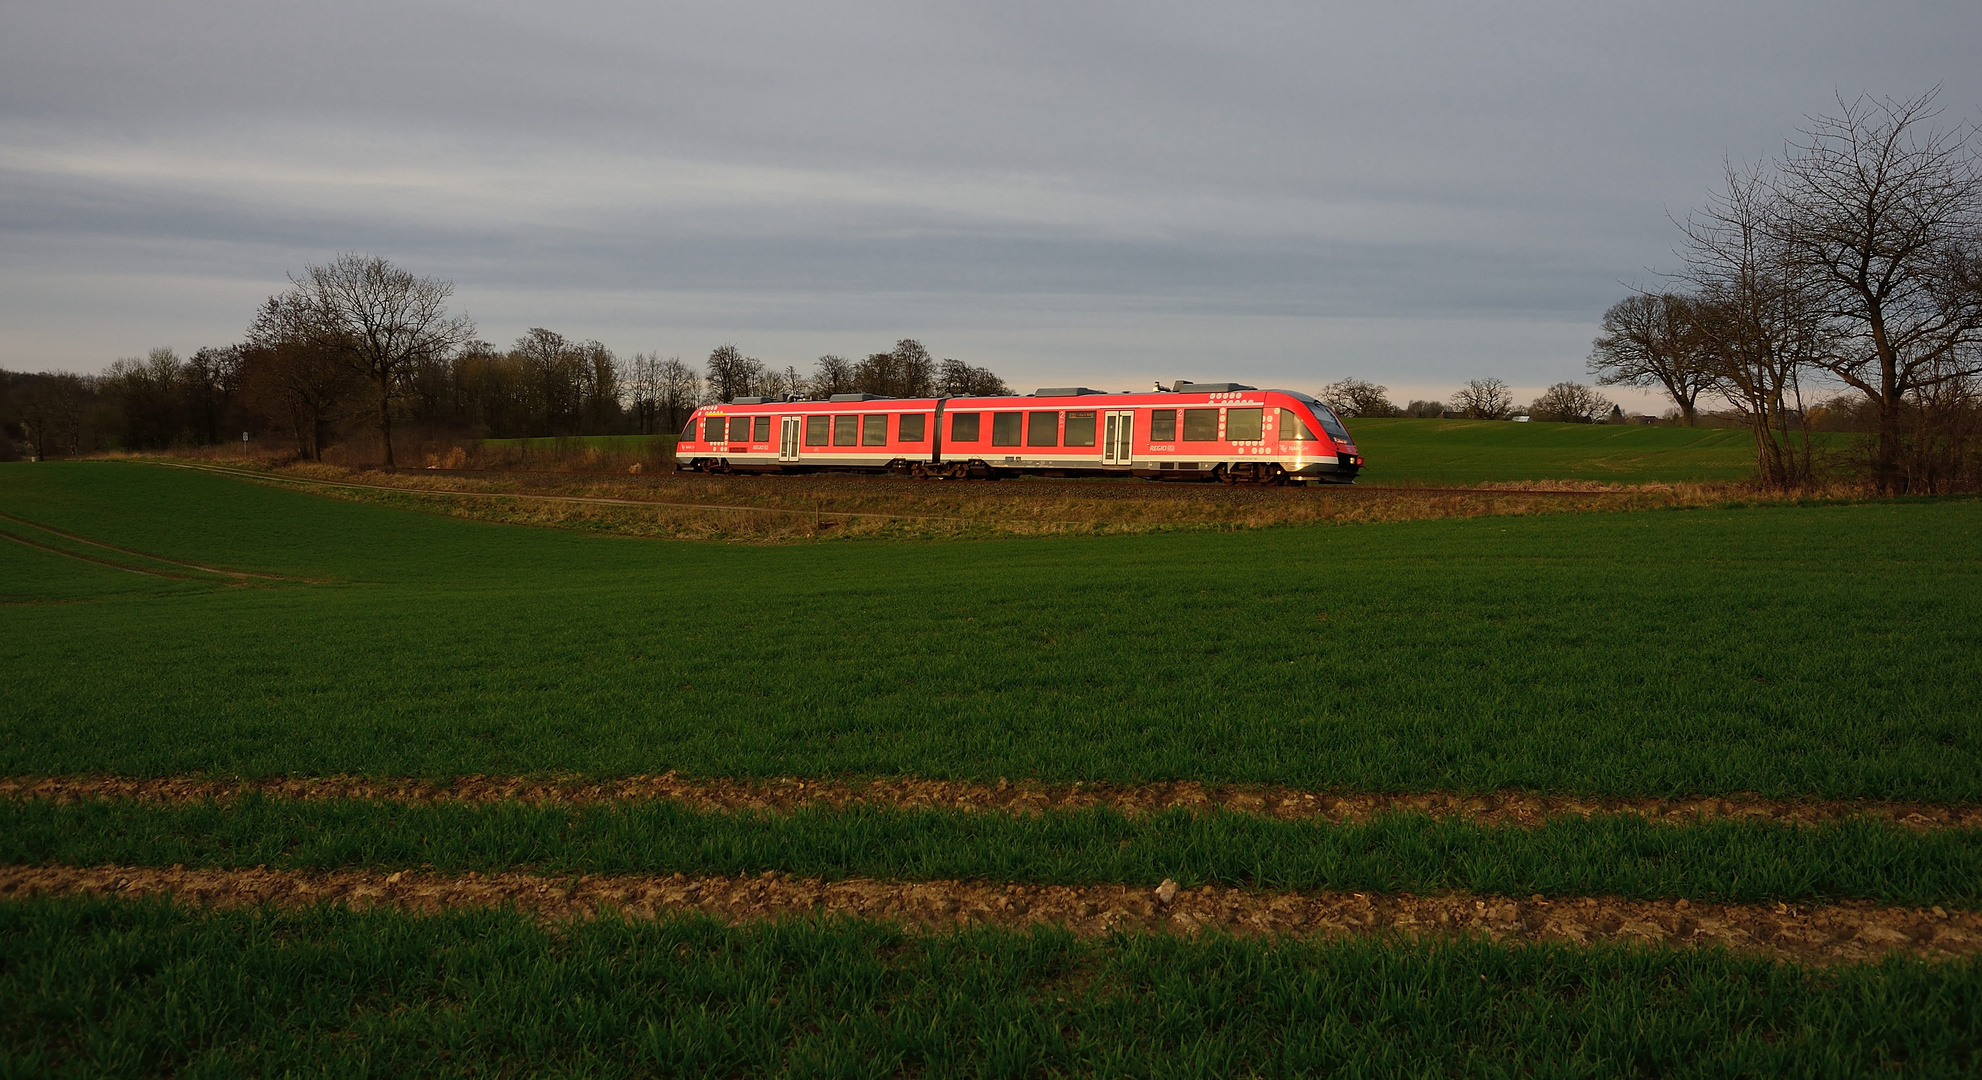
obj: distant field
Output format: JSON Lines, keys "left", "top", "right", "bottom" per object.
{"left": 1345, "top": 418, "right": 1846, "bottom": 485}
{"left": 3, "top": 461, "right": 1976, "bottom": 798}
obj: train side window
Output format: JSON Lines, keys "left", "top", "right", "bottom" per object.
{"left": 992, "top": 412, "right": 1022, "bottom": 446}
{"left": 950, "top": 413, "right": 981, "bottom": 442}
{"left": 705, "top": 416, "right": 727, "bottom": 443}
{"left": 1150, "top": 410, "right": 1177, "bottom": 441}
{"left": 1278, "top": 408, "right": 1319, "bottom": 441}
{"left": 805, "top": 415, "right": 829, "bottom": 446}
{"left": 862, "top": 414, "right": 888, "bottom": 446}
{"left": 1063, "top": 410, "right": 1096, "bottom": 447}
{"left": 898, "top": 413, "right": 927, "bottom": 441}
{"left": 1181, "top": 408, "right": 1219, "bottom": 441}
{"left": 682, "top": 414, "right": 700, "bottom": 439}
{"left": 833, "top": 414, "right": 859, "bottom": 446}
{"left": 1226, "top": 407, "right": 1263, "bottom": 442}
{"left": 1027, "top": 411, "right": 1059, "bottom": 446}
{"left": 752, "top": 416, "right": 771, "bottom": 442}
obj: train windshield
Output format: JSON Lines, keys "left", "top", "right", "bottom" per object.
{"left": 1282, "top": 392, "right": 1355, "bottom": 444}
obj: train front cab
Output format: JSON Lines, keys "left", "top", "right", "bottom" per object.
{"left": 1270, "top": 391, "right": 1363, "bottom": 484}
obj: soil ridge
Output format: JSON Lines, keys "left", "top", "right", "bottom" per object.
{"left": 5, "top": 774, "right": 1978, "bottom": 829}
{"left": 4, "top": 863, "right": 1973, "bottom": 967}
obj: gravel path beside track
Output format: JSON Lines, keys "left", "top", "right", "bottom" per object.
{"left": 7, "top": 774, "right": 1979, "bottom": 829}
{"left": 5, "top": 863, "right": 1974, "bottom": 967}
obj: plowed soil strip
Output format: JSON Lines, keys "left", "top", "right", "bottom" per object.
{"left": 5, "top": 864, "right": 1974, "bottom": 967}
{"left": 8, "top": 774, "right": 1977, "bottom": 830}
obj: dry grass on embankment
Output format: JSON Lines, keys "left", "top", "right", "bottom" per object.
{"left": 141, "top": 458, "right": 1818, "bottom": 543}
{"left": 5, "top": 863, "right": 1975, "bottom": 967}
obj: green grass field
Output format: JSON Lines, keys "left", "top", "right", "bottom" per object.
{"left": 3, "top": 461, "right": 1977, "bottom": 797}
{"left": 1344, "top": 418, "right": 1843, "bottom": 485}
{"left": 6, "top": 460, "right": 1981, "bottom": 1074}
{"left": 12, "top": 900, "right": 1976, "bottom": 1079}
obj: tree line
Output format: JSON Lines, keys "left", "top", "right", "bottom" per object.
{"left": 1317, "top": 376, "right": 1621, "bottom": 424}
{"left": 0, "top": 254, "right": 1008, "bottom": 463}
{"left": 1589, "top": 91, "right": 1982, "bottom": 492}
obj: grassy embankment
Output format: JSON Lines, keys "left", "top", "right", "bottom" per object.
{"left": 1345, "top": 417, "right": 1849, "bottom": 485}
{"left": 4, "top": 460, "right": 1979, "bottom": 1073}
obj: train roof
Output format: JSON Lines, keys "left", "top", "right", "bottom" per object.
{"left": 698, "top": 383, "right": 1326, "bottom": 410}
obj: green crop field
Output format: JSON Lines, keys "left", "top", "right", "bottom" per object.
{"left": 5, "top": 460, "right": 1980, "bottom": 1075}
{"left": 1344, "top": 417, "right": 1847, "bottom": 485}
{"left": 3, "top": 461, "right": 1977, "bottom": 796}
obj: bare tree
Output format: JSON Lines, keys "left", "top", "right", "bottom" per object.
{"left": 512, "top": 328, "right": 579, "bottom": 436}
{"left": 1768, "top": 91, "right": 1982, "bottom": 492}
{"left": 575, "top": 339, "right": 620, "bottom": 432}
{"left": 936, "top": 357, "right": 1008, "bottom": 396}
{"left": 1682, "top": 164, "right": 1827, "bottom": 488}
{"left": 245, "top": 294, "right": 364, "bottom": 461}
{"left": 620, "top": 352, "right": 661, "bottom": 434}
{"left": 656, "top": 356, "right": 701, "bottom": 430}
{"left": 1452, "top": 378, "right": 1514, "bottom": 420}
{"left": 812, "top": 354, "right": 858, "bottom": 396}
{"left": 706, "top": 345, "right": 762, "bottom": 403}
{"left": 1528, "top": 381, "right": 1613, "bottom": 423}
{"left": 279, "top": 254, "right": 473, "bottom": 465}
{"left": 1318, "top": 378, "right": 1395, "bottom": 418}
{"left": 1589, "top": 294, "right": 1715, "bottom": 425}
{"left": 8, "top": 372, "right": 92, "bottom": 459}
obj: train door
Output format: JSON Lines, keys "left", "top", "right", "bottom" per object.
{"left": 778, "top": 416, "right": 801, "bottom": 462}
{"left": 1102, "top": 410, "right": 1134, "bottom": 466}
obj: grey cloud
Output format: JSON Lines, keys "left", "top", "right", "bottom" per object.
{"left": 2, "top": 0, "right": 1978, "bottom": 377}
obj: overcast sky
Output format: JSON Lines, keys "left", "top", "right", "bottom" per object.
{"left": 4, "top": 1, "right": 1979, "bottom": 405}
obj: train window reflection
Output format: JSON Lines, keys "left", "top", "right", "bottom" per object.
{"left": 1063, "top": 410, "right": 1096, "bottom": 447}
{"left": 1182, "top": 408, "right": 1219, "bottom": 442}
{"left": 833, "top": 415, "right": 859, "bottom": 446}
{"left": 1150, "top": 410, "right": 1176, "bottom": 441}
{"left": 862, "top": 415, "right": 888, "bottom": 446}
{"left": 950, "top": 413, "right": 981, "bottom": 442}
{"left": 992, "top": 412, "right": 1022, "bottom": 446}
{"left": 1225, "top": 407, "right": 1263, "bottom": 442}
{"left": 805, "top": 415, "right": 829, "bottom": 446}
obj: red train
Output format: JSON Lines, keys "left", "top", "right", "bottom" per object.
{"left": 676, "top": 381, "right": 1363, "bottom": 483}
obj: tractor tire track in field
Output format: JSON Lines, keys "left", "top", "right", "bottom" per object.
{"left": 8, "top": 774, "right": 1978, "bottom": 830}
{"left": 0, "top": 510, "right": 297, "bottom": 583}
{"left": 4, "top": 863, "right": 1975, "bottom": 967}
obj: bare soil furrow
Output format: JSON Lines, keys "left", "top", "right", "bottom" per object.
{"left": 3, "top": 864, "right": 1974, "bottom": 967}
{"left": 5, "top": 773, "right": 1977, "bottom": 830}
